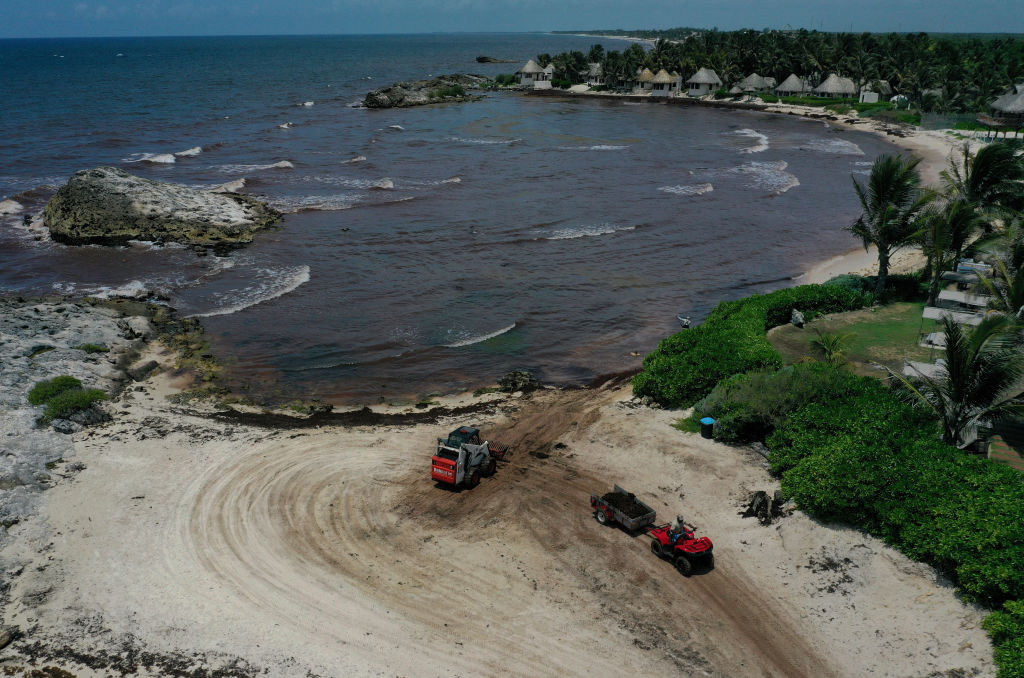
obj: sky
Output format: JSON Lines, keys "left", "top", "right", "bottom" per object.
{"left": 2, "top": 0, "right": 1022, "bottom": 39}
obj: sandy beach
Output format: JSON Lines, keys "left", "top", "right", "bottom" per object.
{"left": 0, "top": 90, "right": 998, "bottom": 677}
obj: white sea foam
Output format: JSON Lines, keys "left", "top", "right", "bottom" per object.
{"left": 444, "top": 322, "right": 516, "bottom": 348}
{"left": 449, "top": 136, "right": 520, "bottom": 145}
{"left": 558, "top": 144, "right": 628, "bottom": 151}
{"left": 189, "top": 265, "right": 311, "bottom": 318}
{"left": 124, "top": 152, "right": 176, "bottom": 164}
{"left": 279, "top": 122, "right": 295, "bottom": 129}
{"left": 388, "top": 124, "right": 405, "bottom": 131}
{"left": 271, "top": 194, "right": 363, "bottom": 213}
{"left": 545, "top": 223, "right": 636, "bottom": 240}
{"left": 299, "top": 101, "right": 314, "bottom": 107}
{"left": 306, "top": 176, "right": 395, "bottom": 190}
{"left": 208, "top": 178, "right": 246, "bottom": 193}
{"left": 802, "top": 137, "right": 865, "bottom": 156}
{"left": 732, "top": 160, "right": 800, "bottom": 194}
{"left": 175, "top": 146, "right": 202, "bottom": 157}
{"left": 217, "top": 161, "right": 293, "bottom": 173}
{"left": 86, "top": 279, "right": 152, "bottom": 299}
{"left": 659, "top": 183, "right": 714, "bottom": 196}
{"left": 342, "top": 155, "right": 367, "bottom": 164}
{"left": 0, "top": 199, "right": 24, "bottom": 216}
{"left": 734, "top": 128, "right": 770, "bottom": 154}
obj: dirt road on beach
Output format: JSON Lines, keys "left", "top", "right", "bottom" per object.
{"left": 1, "top": 362, "right": 995, "bottom": 678}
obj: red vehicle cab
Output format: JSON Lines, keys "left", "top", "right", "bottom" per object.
{"left": 648, "top": 523, "right": 714, "bottom": 576}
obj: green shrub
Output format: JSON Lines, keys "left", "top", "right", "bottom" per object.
{"left": 75, "top": 343, "right": 108, "bottom": 354}
{"left": 43, "top": 388, "right": 107, "bottom": 422}
{"left": 552, "top": 78, "right": 572, "bottom": 89}
{"left": 826, "top": 103, "right": 853, "bottom": 115}
{"left": 824, "top": 272, "right": 924, "bottom": 301}
{"left": 28, "top": 376, "right": 83, "bottom": 406}
{"left": 693, "top": 363, "right": 853, "bottom": 443}
{"left": 985, "top": 601, "right": 1024, "bottom": 678}
{"left": 494, "top": 74, "right": 517, "bottom": 86}
{"left": 632, "top": 284, "right": 871, "bottom": 408}
{"left": 430, "top": 84, "right": 466, "bottom": 98}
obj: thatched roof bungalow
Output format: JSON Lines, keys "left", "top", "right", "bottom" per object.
{"left": 637, "top": 67, "right": 656, "bottom": 92}
{"left": 651, "top": 68, "right": 680, "bottom": 97}
{"left": 981, "top": 84, "right": 1024, "bottom": 128}
{"left": 517, "top": 59, "right": 553, "bottom": 89}
{"left": 775, "top": 73, "right": 809, "bottom": 95}
{"left": 813, "top": 74, "right": 857, "bottom": 98}
{"left": 687, "top": 67, "right": 722, "bottom": 97}
{"left": 737, "top": 73, "right": 772, "bottom": 92}
{"left": 584, "top": 62, "right": 604, "bottom": 87}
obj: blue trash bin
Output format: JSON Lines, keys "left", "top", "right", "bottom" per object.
{"left": 700, "top": 417, "right": 715, "bottom": 439}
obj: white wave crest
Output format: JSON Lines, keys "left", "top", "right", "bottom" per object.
{"left": 299, "top": 101, "right": 314, "bottom": 107}
{"left": 388, "top": 124, "right": 404, "bottom": 131}
{"left": 175, "top": 146, "right": 202, "bottom": 157}
{"left": 124, "top": 152, "right": 176, "bottom": 164}
{"left": 449, "top": 136, "right": 520, "bottom": 145}
{"left": 208, "top": 178, "right": 246, "bottom": 193}
{"left": 802, "top": 138, "right": 865, "bottom": 156}
{"left": 734, "top": 129, "right": 769, "bottom": 154}
{"left": 732, "top": 160, "right": 800, "bottom": 194}
{"left": 189, "top": 266, "right": 310, "bottom": 318}
{"left": 271, "top": 194, "right": 363, "bottom": 213}
{"left": 217, "top": 161, "right": 293, "bottom": 173}
{"left": 305, "top": 176, "right": 395, "bottom": 190}
{"left": 279, "top": 122, "right": 295, "bottom": 129}
{"left": 372, "top": 178, "right": 394, "bottom": 190}
{"left": 85, "top": 279, "right": 151, "bottom": 299}
{"left": 444, "top": 322, "right": 516, "bottom": 348}
{"left": 558, "top": 144, "right": 629, "bottom": 151}
{"left": 659, "top": 183, "right": 713, "bottom": 196}
{"left": 545, "top": 223, "right": 636, "bottom": 240}
{"left": 0, "top": 199, "right": 24, "bottom": 216}
{"left": 342, "top": 155, "right": 366, "bottom": 164}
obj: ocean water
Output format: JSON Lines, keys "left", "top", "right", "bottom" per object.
{"left": 0, "top": 34, "right": 900, "bottom": 403}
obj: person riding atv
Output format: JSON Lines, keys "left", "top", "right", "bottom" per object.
{"left": 669, "top": 514, "right": 696, "bottom": 544}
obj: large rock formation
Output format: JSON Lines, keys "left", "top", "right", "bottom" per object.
{"left": 363, "top": 74, "right": 490, "bottom": 108}
{"left": 44, "top": 167, "right": 281, "bottom": 247}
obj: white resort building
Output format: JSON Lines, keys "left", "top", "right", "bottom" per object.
{"left": 651, "top": 69, "right": 681, "bottom": 97}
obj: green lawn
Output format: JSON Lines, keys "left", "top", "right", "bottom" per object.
{"left": 767, "top": 302, "right": 939, "bottom": 376}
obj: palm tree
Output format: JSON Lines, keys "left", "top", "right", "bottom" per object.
{"left": 892, "top": 315, "right": 1024, "bottom": 447}
{"left": 941, "top": 143, "right": 1024, "bottom": 219}
{"left": 916, "top": 200, "right": 983, "bottom": 305}
{"left": 979, "top": 261, "right": 1024, "bottom": 319}
{"left": 848, "top": 154, "right": 931, "bottom": 296}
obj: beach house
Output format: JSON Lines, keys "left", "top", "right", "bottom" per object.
{"left": 517, "top": 60, "right": 553, "bottom": 89}
{"left": 584, "top": 63, "right": 604, "bottom": 87}
{"left": 775, "top": 73, "right": 809, "bottom": 95}
{"left": 813, "top": 74, "right": 857, "bottom": 98}
{"left": 650, "top": 69, "right": 679, "bottom": 97}
{"left": 736, "top": 73, "right": 774, "bottom": 92}
{"left": 687, "top": 67, "right": 722, "bottom": 97}
{"left": 981, "top": 84, "right": 1024, "bottom": 128}
{"left": 636, "top": 68, "right": 656, "bottom": 93}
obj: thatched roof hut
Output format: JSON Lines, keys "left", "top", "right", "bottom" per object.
{"left": 737, "top": 73, "right": 771, "bottom": 91}
{"left": 687, "top": 67, "right": 722, "bottom": 86}
{"left": 813, "top": 74, "right": 857, "bottom": 98}
{"left": 586, "top": 63, "right": 602, "bottom": 77}
{"left": 652, "top": 69, "right": 675, "bottom": 84}
{"left": 518, "top": 59, "right": 544, "bottom": 75}
{"left": 988, "top": 84, "right": 1024, "bottom": 126}
{"left": 638, "top": 68, "right": 656, "bottom": 83}
{"left": 729, "top": 85, "right": 744, "bottom": 94}
{"left": 776, "top": 73, "right": 808, "bottom": 94}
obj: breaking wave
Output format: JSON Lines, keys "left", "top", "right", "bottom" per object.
{"left": 558, "top": 144, "right": 629, "bottom": 151}
{"left": 734, "top": 129, "right": 769, "bottom": 154}
{"left": 124, "top": 152, "right": 176, "bottom": 164}
{"left": 802, "top": 138, "right": 865, "bottom": 156}
{"left": 448, "top": 136, "right": 520, "bottom": 145}
{"left": 188, "top": 265, "right": 311, "bottom": 318}
{"left": 659, "top": 183, "right": 714, "bottom": 196}
{"left": 270, "top": 194, "right": 363, "bottom": 213}
{"left": 342, "top": 155, "right": 367, "bottom": 164}
{"left": 444, "top": 322, "right": 516, "bottom": 348}
{"left": 731, "top": 160, "right": 800, "bottom": 194}
{"left": 544, "top": 223, "right": 636, "bottom": 240}
{"left": 175, "top": 146, "right": 203, "bottom": 157}
{"left": 216, "top": 161, "right": 294, "bottom": 173}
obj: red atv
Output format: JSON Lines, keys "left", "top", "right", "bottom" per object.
{"left": 648, "top": 523, "right": 714, "bottom": 576}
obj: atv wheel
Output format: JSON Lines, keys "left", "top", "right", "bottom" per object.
{"left": 674, "top": 555, "right": 693, "bottom": 576}
{"left": 595, "top": 510, "right": 609, "bottom": 525}
{"left": 650, "top": 541, "right": 664, "bottom": 558}
{"left": 484, "top": 459, "right": 497, "bottom": 477}
{"left": 468, "top": 470, "right": 481, "bottom": 489}
{"left": 706, "top": 554, "right": 714, "bottom": 570}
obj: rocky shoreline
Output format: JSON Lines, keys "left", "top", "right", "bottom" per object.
{"left": 363, "top": 73, "right": 491, "bottom": 108}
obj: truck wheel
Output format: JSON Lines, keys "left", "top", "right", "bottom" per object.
{"left": 468, "top": 470, "right": 481, "bottom": 489}
{"left": 650, "top": 541, "right": 664, "bottom": 558}
{"left": 595, "top": 510, "right": 609, "bottom": 525}
{"left": 485, "top": 459, "right": 496, "bottom": 477}
{"left": 674, "top": 555, "right": 693, "bottom": 577}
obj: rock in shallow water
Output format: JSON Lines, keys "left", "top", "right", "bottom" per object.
{"left": 363, "top": 74, "right": 490, "bottom": 108}
{"left": 44, "top": 167, "right": 282, "bottom": 247}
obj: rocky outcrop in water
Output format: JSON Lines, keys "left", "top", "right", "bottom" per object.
{"left": 44, "top": 167, "right": 281, "bottom": 248}
{"left": 363, "top": 74, "right": 490, "bottom": 108}
{"left": 476, "top": 56, "right": 515, "bottom": 63}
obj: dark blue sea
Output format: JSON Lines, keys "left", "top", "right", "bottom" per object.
{"left": 0, "top": 34, "right": 899, "bottom": 403}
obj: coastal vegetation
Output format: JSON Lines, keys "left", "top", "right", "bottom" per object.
{"left": 549, "top": 29, "right": 1023, "bottom": 115}
{"left": 28, "top": 375, "right": 107, "bottom": 423}
{"left": 635, "top": 137, "right": 1024, "bottom": 675}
